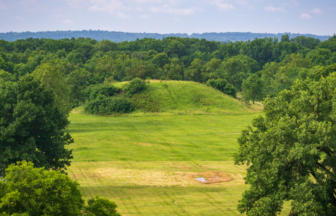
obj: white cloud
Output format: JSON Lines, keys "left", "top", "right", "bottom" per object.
{"left": 141, "top": 14, "right": 148, "bottom": 19}
{"left": 311, "top": 8, "right": 322, "bottom": 14}
{"left": 89, "top": 0, "right": 131, "bottom": 19}
{"left": 150, "top": 5, "right": 199, "bottom": 15}
{"left": 211, "top": 0, "right": 234, "bottom": 11}
{"left": 264, "top": 6, "right": 286, "bottom": 13}
{"left": 300, "top": 13, "right": 312, "bottom": 19}
{"left": 63, "top": 19, "right": 74, "bottom": 24}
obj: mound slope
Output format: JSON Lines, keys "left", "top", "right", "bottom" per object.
{"left": 113, "top": 80, "right": 258, "bottom": 115}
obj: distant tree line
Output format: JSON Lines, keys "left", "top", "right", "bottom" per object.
{"left": 0, "top": 30, "right": 331, "bottom": 42}
{"left": 0, "top": 34, "right": 336, "bottom": 106}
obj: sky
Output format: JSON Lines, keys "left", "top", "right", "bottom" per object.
{"left": 0, "top": 0, "right": 335, "bottom": 35}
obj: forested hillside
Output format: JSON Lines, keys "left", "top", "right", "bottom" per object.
{"left": 0, "top": 30, "right": 330, "bottom": 42}
{"left": 1, "top": 34, "right": 336, "bottom": 107}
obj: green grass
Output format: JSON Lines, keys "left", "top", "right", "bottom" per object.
{"left": 110, "top": 80, "right": 261, "bottom": 115}
{"left": 68, "top": 113, "right": 256, "bottom": 162}
{"left": 67, "top": 113, "right": 257, "bottom": 216}
{"left": 66, "top": 81, "right": 288, "bottom": 215}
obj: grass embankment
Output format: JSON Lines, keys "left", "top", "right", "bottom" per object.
{"left": 67, "top": 81, "right": 286, "bottom": 215}
{"left": 111, "top": 80, "right": 261, "bottom": 115}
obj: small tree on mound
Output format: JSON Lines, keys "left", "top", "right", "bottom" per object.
{"left": 235, "top": 73, "right": 336, "bottom": 215}
{"left": 0, "top": 161, "right": 120, "bottom": 216}
{"left": 123, "top": 78, "right": 147, "bottom": 97}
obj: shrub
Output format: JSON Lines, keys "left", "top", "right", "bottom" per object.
{"left": 0, "top": 161, "right": 120, "bottom": 216}
{"left": 206, "top": 78, "right": 236, "bottom": 97}
{"left": 86, "top": 84, "right": 120, "bottom": 101}
{"left": 85, "top": 98, "right": 134, "bottom": 114}
{"left": 123, "top": 78, "right": 147, "bottom": 97}
{"left": 83, "top": 196, "right": 121, "bottom": 216}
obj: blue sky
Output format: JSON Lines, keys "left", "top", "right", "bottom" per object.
{"left": 0, "top": 0, "right": 335, "bottom": 35}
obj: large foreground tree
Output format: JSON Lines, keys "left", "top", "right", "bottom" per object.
{"left": 0, "top": 76, "right": 73, "bottom": 174}
{"left": 235, "top": 74, "right": 336, "bottom": 215}
{"left": 0, "top": 161, "right": 121, "bottom": 216}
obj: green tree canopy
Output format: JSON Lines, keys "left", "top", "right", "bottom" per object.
{"left": 222, "top": 57, "right": 248, "bottom": 90}
{"left": 66, "top": 68, "right": 91, "bottom": 105}
{"left": 162, "top": 58, "right": 183, "bottom": 80}
{"left": 31, "top": 63, "right": 72, "bottom": 115}
{"left": 184, "top": 58, "right": 204, "bottom": 82}
{"left": 235, "top": 74, "right": 336, "bottom": 215}
{"left": 0, "top": 161, "right": 120, "bottom": 216}
{"left": 0, "top": 76, "right": 73, "bottom": 173}
{"left": 242, "top": 74, "right": 264, "bottom": 103}
{"left": 151, "top": 53, "right": 170, "bottom": 68}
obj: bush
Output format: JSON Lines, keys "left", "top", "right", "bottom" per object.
{"left": 123, "top": 78, "right": 147, "bottom": 97}
{"left": 83, "top": 196, "right": 121, "bottom": 216}
{"left": 86, "top": 84, "right": 120, "bottom": 101}
{"left": 0, "top": 161, "right": 120, "bottom": 216}
{"left": 85, "top": 98, "right": 135, "bottom": 114}
{"left": 206, "top": 78, "right": 236, "bottom": 97}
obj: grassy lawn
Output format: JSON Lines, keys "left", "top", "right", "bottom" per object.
{"left": 66, "top": 113, "right": 265, "bottom": 215}
{"left": 66, "top": 81, "right": 286, "bottom": 215}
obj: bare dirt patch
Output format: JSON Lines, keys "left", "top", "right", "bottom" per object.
{"left": 189, "top": 171, "right": 232, "bottom": 184}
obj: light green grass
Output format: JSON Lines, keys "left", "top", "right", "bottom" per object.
{"left": 66, "top": 81, "right": 287, "bottom": 215}
{"left": 67, "top": 113, "right": 291, "bottom": 216}
{"left": 68, "top": 113, "right": 256, "bottom": 162}
{"left": 110, "top": 80, "right": 261, "bottom": 115}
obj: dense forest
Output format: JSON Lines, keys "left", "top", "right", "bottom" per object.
{"left": 0, "top": 30, "right": 331, "bottom": 42}
{"left": 0, "top": 34, "right": 336, "bottom": 108}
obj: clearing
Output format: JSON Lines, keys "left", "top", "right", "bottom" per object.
{"left": 67, "top": 81, "right": 288, "bottom": 215}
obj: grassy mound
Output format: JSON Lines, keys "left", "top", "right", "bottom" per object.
{"left": 111, "top": 80, "right": 259, "bottom": 115}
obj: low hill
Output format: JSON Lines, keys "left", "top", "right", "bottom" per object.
{"left": 0, "top": 30, "right": 330, "bottom": 42}
{"left": 110, "top": 80, "right": 260, "bottom": 115}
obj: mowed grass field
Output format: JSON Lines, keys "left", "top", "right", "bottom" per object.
{"left": 67, "top": 113, "right": 254, "bottom": 216}
{"left": 66, "top": 81, "right": 290, "bottom": 215}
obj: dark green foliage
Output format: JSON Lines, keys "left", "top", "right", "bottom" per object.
{"left": 66, "top": 68, "right": 92, "bottom": 106}
{"left": 83, "top": 196, "right": 121, "bottom": 216}
{"left": 0, "top": 76, "right": 73, "bottom": 172}
{"left": 206, "top": 79, "right": 236, "bottom": 97}
{"left": 123, "top": 78, "right": 147, "bottom": 97}
{"left": 87, "top": 84, "right": 120, "bottom": 101}
{"left": 0, "top": 161, "right": 83, "bottom": 216}
{"left": 85, "top": 98, "right": 134, "bottom": 114}
{"left": 0, "top": 34, "right": 335, "bottom": 105}
{"left": 307, "top": 48, "right": 332, "bottom": 65}
{"left": 242, "top": 74, "right": 264, "bottom": 102}
{"left": 235, "top": 74, "right": 336, "bottom": 215}
{"left": 0, "top": 161, "right": 120, "bottom": 216}
{"left": 151, "top": 53, "right": 170, "bottom": 68}
{"left": 313, "top": 63, "right": 336, "bottom": 80}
